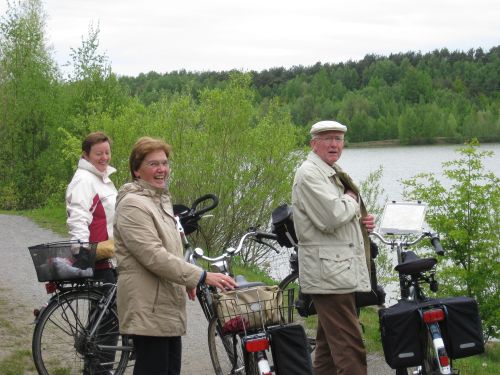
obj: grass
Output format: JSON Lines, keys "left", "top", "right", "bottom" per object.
{"left": 0, "top": 293, "right": 37, "bottom": 375}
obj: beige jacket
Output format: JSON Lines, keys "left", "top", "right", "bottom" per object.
{"left": 114, "top": 180, "right": 203, "bottom": 337}
{"left": 292, "top": 151, "right": 371, "bottom": 294}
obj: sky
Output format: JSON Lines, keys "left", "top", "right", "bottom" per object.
{"left": 1, "top": 0, "right": 500, "bottom": 77}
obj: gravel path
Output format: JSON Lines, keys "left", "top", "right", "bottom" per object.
{"left": 0, "top": 214, "right": 391, "bottom": 374}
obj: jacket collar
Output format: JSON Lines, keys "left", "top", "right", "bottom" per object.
{"left": 78, "top": 158, "right": 116, "bottom": 183}
{"left": 306, "top": 151, "right": 342, "bottom": 177}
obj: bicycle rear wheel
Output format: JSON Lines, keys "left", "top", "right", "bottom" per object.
{"left": 278, "top": 272, "right": 318, "bottom": 354}
{"left": 32, "top": 290, "right": 134, "bottom": 375}
{"left": 208, "top": 317, "right": 258, "bottom": 374}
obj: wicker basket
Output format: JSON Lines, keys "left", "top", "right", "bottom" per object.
{"left": 213, "top": 285, "right": 284, "bottom": 334}
{"left": 28, "top": 241, "right": 97, "bottom": 282}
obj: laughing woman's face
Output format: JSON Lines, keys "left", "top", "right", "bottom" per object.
{"left": 84, "top": 141, "right": 111, "bottom": 172}
{"left": 134, "top": 150, "right": 170, "bottom": 189}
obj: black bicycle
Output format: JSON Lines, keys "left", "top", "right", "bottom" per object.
{"left": 29, "top": 242, "right": 134, "bottom": 375}
{"left": 175, "top": 194, "right": 311, "bottom": 375}
{"left": 371, "top": 201, "right": 484, "bottom": 375}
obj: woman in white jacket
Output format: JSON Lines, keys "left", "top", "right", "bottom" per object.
{"left": 66, "top": 131, "right": 117, "bottom": 283}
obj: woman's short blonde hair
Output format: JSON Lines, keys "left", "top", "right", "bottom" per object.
{"left": 129, "top": 137, "right": 172, "bottom": 180}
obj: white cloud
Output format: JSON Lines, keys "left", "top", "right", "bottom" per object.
{"left": 1, "top": 0, "right": 499, "bottom": 76}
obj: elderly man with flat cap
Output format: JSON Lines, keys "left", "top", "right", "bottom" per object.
{"left": 292, "top": 120, "right": 375, "bottom": 375}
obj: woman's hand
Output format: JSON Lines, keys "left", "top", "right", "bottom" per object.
{"left": 186, "top": 287, "right": 196, "bottom": 301}
{"left": 205, "top": 272, "right": 238, "bottom": 291}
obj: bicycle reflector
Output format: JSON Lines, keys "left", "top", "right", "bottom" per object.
{"left": 244, "top": 336, "right": 270, "bottom": 352}
{"left": 438, "top": 347, "right": 450, "bottom": 367}
{"left": 422, "top": 308, "right": 445, "bottom": 323}
{"left": 45, "top": 282, "right": 57, "bottom": 294}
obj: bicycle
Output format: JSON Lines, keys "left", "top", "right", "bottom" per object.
{"left": 29, "top": 241, "right": 134, "bottom": 375}
{"left": 371, "top": 201, "right": 484, "bottom": 375}
{"left": 175, "top": 194, "right": 312, "bottom": 375}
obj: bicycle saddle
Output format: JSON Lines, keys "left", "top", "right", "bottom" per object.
{"left": 395, "top": 251, "right": 437, "bottom": 275}
{"left": 234, "top": 274, "right": 266, "bottom": 289}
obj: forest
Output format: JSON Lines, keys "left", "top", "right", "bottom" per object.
{"left": 120, "top": 47, "right": 500, "bottom": 144}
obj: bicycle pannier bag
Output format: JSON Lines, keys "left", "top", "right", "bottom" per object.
{"left": 434, "top": 297, "right": 484, "bottom": 359}
{"left": 295, "top": 288, "right": 316, "bottom": 317}
{"left": 271, "top": 204, "right": 298, "bottom": 248}
{"left": 214, "top": 285, "right": 283, "bottom": 334}
{"left": 379, "top": 300, "right": 423, "bottom": 368}
{"left": 355, "top": 239, "right": 386, "bottom": 308}
{"left": 268, "top": 324, "right": 313, "bottom": 375}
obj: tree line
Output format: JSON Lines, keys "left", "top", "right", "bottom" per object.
{"left": 120, "top": 48, "right": 500, "bottom": 145}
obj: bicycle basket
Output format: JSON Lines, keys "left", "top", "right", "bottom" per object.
{"left": 213, "top": 285, "right": 284, "bottom": 334}
{"left": 28, "top": 241, "right": 97, "bottom": 282}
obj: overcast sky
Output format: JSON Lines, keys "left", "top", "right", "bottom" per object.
{"left": 1, "top": 0, "right": 499, "bottom": 77}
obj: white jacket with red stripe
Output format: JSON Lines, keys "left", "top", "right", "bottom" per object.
{"left": 66, "top": 158, "right": 117, "bottom": 243}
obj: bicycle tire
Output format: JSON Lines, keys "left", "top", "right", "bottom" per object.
{"left": 207, "top": 317, "right": 258, "bottom": 375}
{"left": 32, "top": 289, "right": 133, "bottom": 375}
{"left": 278, "top": 272, "right": 318, "bottom": 354}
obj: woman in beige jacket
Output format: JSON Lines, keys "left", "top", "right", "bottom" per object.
{"left": 114, "top": 137, "right": 236, "bottom": 375}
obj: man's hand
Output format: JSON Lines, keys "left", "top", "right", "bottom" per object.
{"left": 362, "top": 214, "right": 376, "bottom": 233}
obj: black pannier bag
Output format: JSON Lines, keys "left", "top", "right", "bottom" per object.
{"left": 271, "top": 204, "right": 297, "bottom": 248}
{"left": 379, "top": 301, "right": 423, "bottom": 369}
{"left": 355, "top": 240, "right": 386, "bottom": 307}
{"left": 268, "top": 324, "right": 313, "bottom": 375}
{"left": 423, "top": 297, "right": 485, "bottom": 359}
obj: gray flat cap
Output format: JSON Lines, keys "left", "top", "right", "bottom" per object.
{"left": 310, "top": 120, "right": 347, "bottom": 135}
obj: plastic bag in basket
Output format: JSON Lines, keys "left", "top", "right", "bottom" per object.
{"left": 215, "top": 285, "right": 283, "bottom": 332}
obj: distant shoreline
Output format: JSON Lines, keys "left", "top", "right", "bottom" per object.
{"left": 347, "top": 137, "right": 500, "bottom": 149}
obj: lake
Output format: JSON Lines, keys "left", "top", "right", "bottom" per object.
{"left": 340, "top": 142, "right": 500, "bottom": 205}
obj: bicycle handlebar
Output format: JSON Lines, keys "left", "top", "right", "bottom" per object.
{"left": 190, "top": 194, "right": 219, "bottom": 217}
{"left": 188, "top": 229, "right": 279, "bottom": 265}
{"left": 370, "top": 230, "right": 444, "bottom": 256}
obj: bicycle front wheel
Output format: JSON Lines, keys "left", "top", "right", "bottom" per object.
{"left": 279, "top": 272, "right": 318, "bottom": 354}
{"left": 32, "top": 290, "right": 133, "bottom": 375}
{"left": 208, "top": 317, "right": 258, "bottom": 375}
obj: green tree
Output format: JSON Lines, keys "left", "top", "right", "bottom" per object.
{"left": 402, "top": 140, "right": 499, "bottom": 339}
{"left": 0, "top": 0, "right": 61, "bottom": 209}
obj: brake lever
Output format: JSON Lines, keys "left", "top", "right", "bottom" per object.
{"left": 251, "top": 237, "right": 280, "bottom": 254}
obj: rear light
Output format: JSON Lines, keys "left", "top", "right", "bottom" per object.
{"left": 45, "top": 282, "right": 57, "bottom": 294}
{"left": 245, "top": 337, "right": 269, "bottom": 352}
{"left": 422, "top": 308, "right": 445, "bottom": 323}
{"left": 439, "top": 355, "right": 449, "bottom": 367}
{"left": 33, "top": 309, "right": 40, "bottom": 317}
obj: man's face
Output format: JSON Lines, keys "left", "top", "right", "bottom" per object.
{"left": 310, "top": 130, "right": 345, "bottom": 165}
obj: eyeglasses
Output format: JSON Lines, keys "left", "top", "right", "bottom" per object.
{"left": 143, "top": 160, "right": 170, "bottom": 168}
{"left": 315, "top": 136, "right": 344, "bottom": 143}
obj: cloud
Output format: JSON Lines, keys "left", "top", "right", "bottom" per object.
{"left": 1, "top": 0, "right": 499, "bottom": 76}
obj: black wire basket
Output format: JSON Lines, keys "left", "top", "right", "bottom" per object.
{"left": 28, "top": 241, "right": 97, "bottom": 282}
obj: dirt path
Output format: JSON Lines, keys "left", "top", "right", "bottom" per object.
{"left": 0, "top": 214, "right": 391, "bottom": 374}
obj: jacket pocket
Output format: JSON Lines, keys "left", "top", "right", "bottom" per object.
{"left": 319, "top": 245, "right": 357, "bottom": 289}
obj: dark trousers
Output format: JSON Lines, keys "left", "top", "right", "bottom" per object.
{"left": 133, "top": 335, "right": 182, "bottom": 375}
{"left": 311, "top": 293, "right": 367, "bottom": 375}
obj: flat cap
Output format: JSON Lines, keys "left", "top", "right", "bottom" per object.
{"left": 310, "top": 120, "right": 347, "bottom": 135}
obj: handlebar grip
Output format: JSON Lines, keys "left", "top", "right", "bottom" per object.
{"left": 190, "top": 194, "right": 219, "bottom": 216}
{"left": 255, "top": 231, "right": 279, "bottom": 241}
{"left": 431, "top": 236, "right": 444, "bottom": 256}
